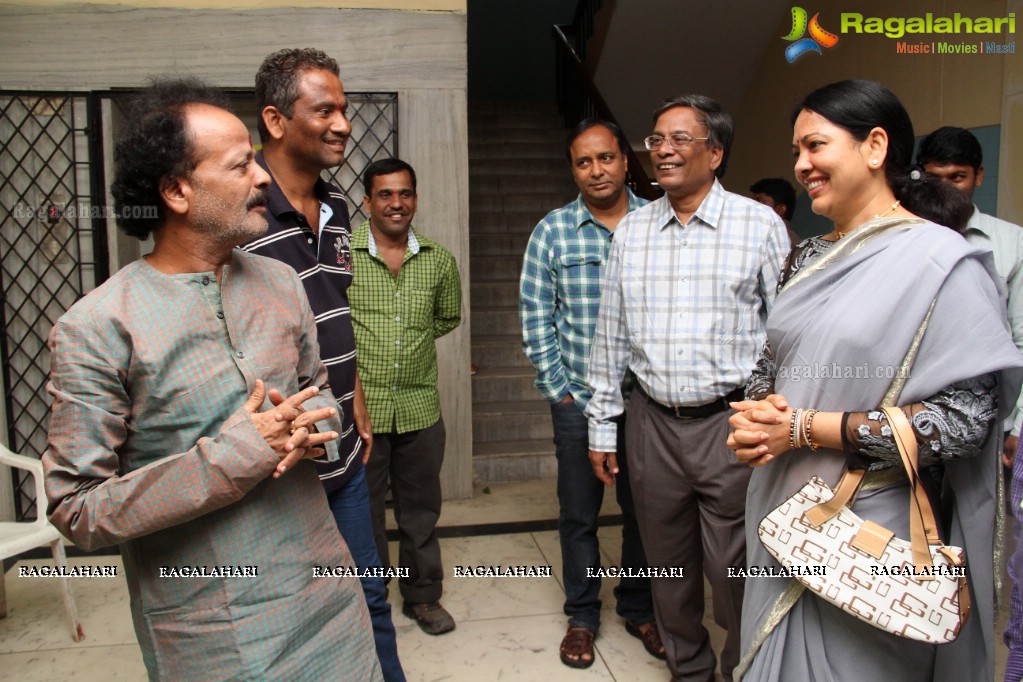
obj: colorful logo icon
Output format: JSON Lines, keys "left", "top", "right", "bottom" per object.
{"left": 783, "top": 7, "right": 839, "bottom": 62}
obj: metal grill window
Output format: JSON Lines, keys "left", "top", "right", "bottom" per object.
{"left": 322, "top": 92, "right": 398, "bottom": 226}
{"left": 0, "top": 93, "right": 95, "bottom": 520}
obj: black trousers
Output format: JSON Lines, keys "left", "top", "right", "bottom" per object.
{"left": 366, "top": 417, "right": 446, "bottom": 604}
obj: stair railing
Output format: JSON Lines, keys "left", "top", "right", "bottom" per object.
{"left": 553, "top": 7, "right": 660, "bottom": 200}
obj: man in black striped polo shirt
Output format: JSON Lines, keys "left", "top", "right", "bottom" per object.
{"left": 242, "top": 48, "right": 405, "bottom": 682}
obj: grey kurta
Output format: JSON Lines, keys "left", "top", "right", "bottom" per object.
{"left": 738, "top": 218, "right": 1023, "bottom": 681}
{"left": 44, "top": 250, "right": 382, "bottom": 681}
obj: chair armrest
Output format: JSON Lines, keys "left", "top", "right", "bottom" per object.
{"left": 0, "top": 443, "right": 48, "bottom": 521}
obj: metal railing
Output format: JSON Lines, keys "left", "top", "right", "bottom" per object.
{"left": 553, "top": 5, "right": 659, "bottom": 200}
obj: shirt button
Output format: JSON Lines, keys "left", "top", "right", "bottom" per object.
{"left": 201, "top": 276, "right": 210, "bottom": 285}
{"left": 395, "top": 292, "right": 400, "bottom": 298}
{"left": 395, "top": 316, "right": 400, "bottom": 322}
{"left": 395, "top": 339, "right": 401, "bottom": 345}
{"left": 216, "top": 312, "right": 225, "bottom": 319}
{"left": 392, "top": 385, "right": 398, "bottom": 391}
{"left": 236, "top": 351, "right": 245, "bottom": 359}
{"left": 394, "top": 363, "right": 400, "bottom": 368}
{"left": 307, "top": 238, "right": 314, "bottom": 245}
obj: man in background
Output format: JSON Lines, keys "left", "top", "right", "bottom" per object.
{"left": 520, "top": 119, "right": 662, "bottom": 668}
{"left": 350, "top": 158, "right": 462, "bottom": 636}
{"left": 750, "top": 177, "right": 799, "bottom": 245}
{"left": 917, "top": 126, "right": 1023, "bottom": 465}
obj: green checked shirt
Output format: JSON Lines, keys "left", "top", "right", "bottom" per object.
{"left": 349, "top": 221, "right": 462, "bottom": 434}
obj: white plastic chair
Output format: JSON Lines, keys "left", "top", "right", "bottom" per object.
{"left": 0, "top": 443, "right": 83, "bottom": 641}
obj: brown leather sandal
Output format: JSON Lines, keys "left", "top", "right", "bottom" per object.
{"left": 626, "top": 619, "right": 666, "bottom": 660}
{"left": 559, "top": 626, "right": 596, "bottom": 669}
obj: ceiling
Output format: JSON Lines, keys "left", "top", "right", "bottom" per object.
{"left": 591, "top": 0, "right": 794, "bottom": 143}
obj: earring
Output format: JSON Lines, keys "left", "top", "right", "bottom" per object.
{"left": 871, "top": 159, "right": 879, "bottom": 166}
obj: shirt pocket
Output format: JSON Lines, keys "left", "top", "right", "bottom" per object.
{"left": 557, "top": 253, "right": 604, "bottom": 303}
{"left": 404, "top": 289, "right": 435, "bottom": 332}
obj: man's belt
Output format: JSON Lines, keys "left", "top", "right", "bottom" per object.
{"left": 638, "top": 385, "right": 745, "bottom": 420}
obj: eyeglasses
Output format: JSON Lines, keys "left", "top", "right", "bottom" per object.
{"left": 644, "top": 133, "right": 710, "bottom": 151}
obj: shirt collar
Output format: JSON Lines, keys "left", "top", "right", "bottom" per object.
{"left": 964, "top": 205, "right": 988, "bottom": 237}
{"left": 653, "top": 178, "right": 725, "bottom": 231}
{"left": 365, "top": 220, "right": 421, "bottom": 259}
{"left": 569, "top": 188, "right": 644, "bottom": 231}
{"left": 256, "top": 151, "right": 331, "bottom": 222}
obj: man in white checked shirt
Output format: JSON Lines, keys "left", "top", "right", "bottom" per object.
{"left": 585, "top": 95, "right": 789, "bottom": 682}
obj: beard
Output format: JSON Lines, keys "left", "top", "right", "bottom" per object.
{"left": 191, "top": 186, "right": 270, "bottom": 244}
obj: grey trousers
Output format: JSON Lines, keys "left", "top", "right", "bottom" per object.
{"left": 366, "top": 417, "right": 446, "bottom": 604}
{"left": 626, "top": 391, "right": 751, "bottom": 682}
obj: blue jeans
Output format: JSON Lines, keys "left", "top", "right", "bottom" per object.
{"left": 551, "top": 400, "right": 654, "bottom": 632}
{"left": 327, "top": 466, "right": 406, "bottom": 682}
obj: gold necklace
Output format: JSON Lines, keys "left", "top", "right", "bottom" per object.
{"left": 833, "top": 200, "right": 901, "bottom": 240}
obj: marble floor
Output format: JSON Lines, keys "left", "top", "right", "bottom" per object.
{"left": 0, "top": 478, "right": 1011, "bottom": 681}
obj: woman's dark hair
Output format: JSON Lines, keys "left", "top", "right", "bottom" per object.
{"left": 793, "top": 80, "right": 971, "bottom": 231}
{"left": 110, "top": 77, "right": 232, "bottom": 240}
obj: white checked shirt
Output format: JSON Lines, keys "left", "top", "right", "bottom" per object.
{"left": 964, "top": 206, "right": 1023, "bottom": 435}
{"left": 585, "top": 179, "right": 789, "bottom": 451}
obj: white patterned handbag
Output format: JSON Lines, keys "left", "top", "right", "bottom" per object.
{"left": 758, "top": 406, "right": 970, "bottom": 643}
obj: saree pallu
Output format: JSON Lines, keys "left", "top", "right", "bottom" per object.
{"left": 738, "top": 218, "right": 1023, "bottom": 682}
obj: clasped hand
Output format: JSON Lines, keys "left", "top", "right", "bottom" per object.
{"left": 244, "top": 379, "right": 339, "bottom": 478}
{"left": 726, "top": 394, "right": 792, "bottom": 467}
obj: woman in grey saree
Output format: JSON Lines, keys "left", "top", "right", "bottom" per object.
{"left": 728, "top": 80, "right": 1023, "bottom": 681}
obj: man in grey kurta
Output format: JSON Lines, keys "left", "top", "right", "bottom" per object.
{"left": 43, "top": 79, "right": 382, "bottom": 681}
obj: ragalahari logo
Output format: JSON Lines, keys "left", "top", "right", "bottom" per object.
{"left": 784, "top": 7, "right": 839, "bottom": 62}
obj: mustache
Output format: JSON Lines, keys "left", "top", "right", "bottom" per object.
{"left": 246, "top": 189, "right": 271, "bottom": 210}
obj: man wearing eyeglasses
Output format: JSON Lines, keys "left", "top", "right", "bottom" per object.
{"left": 520, "top": 119, "right": 661, "bottom": 669}
{"left": 585, "top": 95, "right": 789, "bottom": 682}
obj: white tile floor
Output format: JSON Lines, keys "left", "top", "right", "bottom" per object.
{"left": 0, "top": 478, "right": 1010, "bottom": 681}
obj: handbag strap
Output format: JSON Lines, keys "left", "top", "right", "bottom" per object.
{"left": 881, "top": 405, "right": 944, "bottom": 577}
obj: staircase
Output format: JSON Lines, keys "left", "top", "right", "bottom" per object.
{"left": 468, "top": 102, "right": 577, "bottom": 482}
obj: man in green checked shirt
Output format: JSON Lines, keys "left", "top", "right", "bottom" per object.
{"left": 349, "top": 157, "right": 462, "bottom": 635}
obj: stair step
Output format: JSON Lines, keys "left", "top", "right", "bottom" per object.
{"left": 473, "top": 438, "right": 557, "bottom": 482}
{"left": 470, "top": 256, "right": 524, "bottom": 282}
{"left": 470, "top": 158, "right": 570, "bottom": 176}
{"left": 472, "top": 365, "right": 541, "bottom": 403}
{"left": 469, "top": 112, "right": 566, "bottom": 130}
{"left": 471, "top": 333, "right": 531, "bottom": 369}
{"left": 473, "top": 400, "right": 554, "bottom": 442}
{"left": 472, "top": 306, "right": 521, "bottom": 335}
{"left": 469, "top": 128, "right": 566, "bottom": 145}
{"left": 469, "top": 232, "right": 531, "bottom": 257}
{"left": 470, "top": 142, "right": 566, "bottom": 160}
{"left": 470, "top": 281, "right": 520, "bottom": 308}
{"left": 469, "top": 100, "right": 561, "bottom": 117}
{"left": 471, "top": 174, "right": 576, "bottom": 194}
{"left": 471, "top": 192, "right": 576, "bottom": 214}
{"left": 470, "top": 209, "right": 552, "bottom": 233}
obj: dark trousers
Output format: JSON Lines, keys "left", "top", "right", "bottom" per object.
{"left": 366, "top": 417, "right": 446, "bottom": 604}
{"left": 551, "top": 400, "right": 655, "bottom": 632}
{"left": 327, "top": 467, "right": 405, "bottom": 682}
{"left": 626, "top": 391, "right": 750, "bottom": 682}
